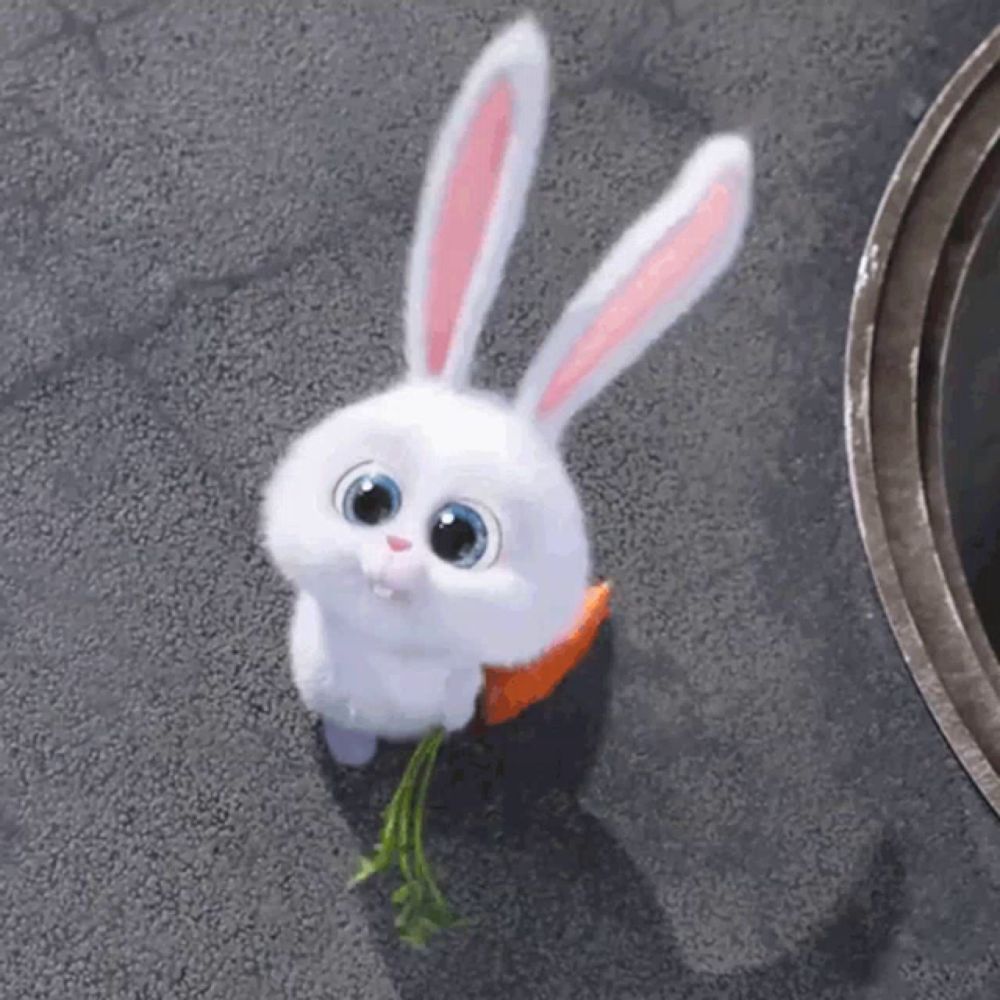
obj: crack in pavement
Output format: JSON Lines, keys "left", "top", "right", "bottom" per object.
{"left": 8, "top": 0, "right": 167, "bottom": 87}
{"left": 0, "top": 226, "right": 350, "bottom": 414}
{"left": 561, "top": 5, "right": 709, "bottom": 129}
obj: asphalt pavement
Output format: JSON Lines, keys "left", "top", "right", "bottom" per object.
{"left": 3, "top": 1, "right": 1000, "bottom": 997}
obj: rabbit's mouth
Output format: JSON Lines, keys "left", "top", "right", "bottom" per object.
{"left": 365, "top": 573, "right": 416, "bottom": 604}
{"left": 361, "top": 551, "right": 424, "bottom": 604}
{"left": 370, "top": 580, "right": 402, "bottom": 601}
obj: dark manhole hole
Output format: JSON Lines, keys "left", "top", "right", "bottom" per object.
{"left": 847, "top": 25, "right": 1000, "bottom": 811}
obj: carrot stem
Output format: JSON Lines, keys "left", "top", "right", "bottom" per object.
{"left": 353, "top": 727, "right": 461, "bottom": 946}
{"left": 412, "top": 729, "right": 448, "bottom": 906}
{"left": 395, "top": 729, "right": 434, "bottom": 884}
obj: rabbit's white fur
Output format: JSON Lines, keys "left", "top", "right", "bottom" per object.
{"left": 260, "top": 15, "right": 753, "bottom": 764}
{"left": 263, "top": 381, "right": 589, "bottom": 742}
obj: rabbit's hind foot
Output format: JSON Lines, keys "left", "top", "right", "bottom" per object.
{"left": 322, "top": 719, "right": 378, "bottom": 767}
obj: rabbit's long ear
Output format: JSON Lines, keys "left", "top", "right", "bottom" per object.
{"left": 515, "top": 134, "right": 753, "bottom": 441}
{"left": 404, "top": 16, "right": 550, "bottom": 386}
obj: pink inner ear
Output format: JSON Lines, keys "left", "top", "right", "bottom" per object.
{"left": 537, "top": 179, "right": 736, "bottom": 416}
{"left": 425, "top": 80, "right": 513, "bottom": 376}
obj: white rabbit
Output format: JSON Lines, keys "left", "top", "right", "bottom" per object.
{"left": 261, "top": 15, "right": 753, "bottom": 766}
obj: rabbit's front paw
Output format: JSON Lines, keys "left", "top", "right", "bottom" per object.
{"left": 443, "top": 704, "right": 475, "bottom": 732}
{"left": 441, "top": 672, "right": 481, "bottom": 733}
{"left": 322, "top": 719, "right": 378, "bottom": 767}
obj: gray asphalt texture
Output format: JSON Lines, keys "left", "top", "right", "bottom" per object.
{"left": 3, "top": 1, "right": 1000, "bottom": 997}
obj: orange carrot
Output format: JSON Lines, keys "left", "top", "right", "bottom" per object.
{"left": 481, "top": 581, "right": 612, "bottom": 726}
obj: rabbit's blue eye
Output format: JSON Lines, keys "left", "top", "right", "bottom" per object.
{"left": 341, "top": 472, "right": 401, "bottom": 526}
{"left": 430, "top": 502, "right": 498, "bottom": 569}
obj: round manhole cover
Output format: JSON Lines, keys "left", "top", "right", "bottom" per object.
{"left": 846, "top": 26, "right": 1000, "bottom": 811}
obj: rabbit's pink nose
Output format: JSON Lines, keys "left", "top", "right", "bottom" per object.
{"left": 386, "top": 535, "right": 412, "bottom": 552}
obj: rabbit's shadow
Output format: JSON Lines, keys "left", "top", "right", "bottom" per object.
{"left": 316, "top": 625, "right": 906, "bottom": 998}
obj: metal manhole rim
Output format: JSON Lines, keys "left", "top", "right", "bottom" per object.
{"left": 845, "top": 24, "right": 1000, "bottom": 813}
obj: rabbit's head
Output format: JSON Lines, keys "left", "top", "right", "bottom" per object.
{"left": 262, "top": 16, "right": 752, "bottom": 666}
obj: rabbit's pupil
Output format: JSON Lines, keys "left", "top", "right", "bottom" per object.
{"left": 343, "top": 473, "right": 400, "bottom": 526}
{"left": 431, "top": 503, "right": 488, "bottom": 568}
